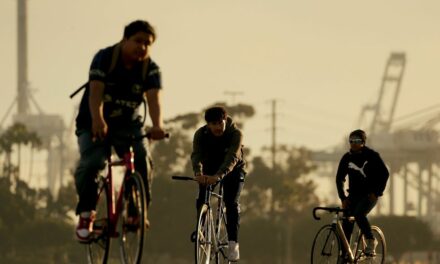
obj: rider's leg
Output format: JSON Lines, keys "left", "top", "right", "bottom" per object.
{"left": 352, "top": 196, "right": 378, "bottom": 255}
{"left": 222, "top": 170, "right": 245, "bottom": 242}
{"left": 341, "top": 203, "right": 355, "bottom": 260}
{"left": 74, "top": 129, "right": 108, "bottom": 241}
{"left": 352, "top": 196, "right": 377, "bottom": 240}
{"left": 342, "top": 212, "right": 355, "bottom": 242}
{"left": 223, "top": 170, "right": 245, "bottom": 261}
{"left": 74, "top": 129, "right": 108, "bottom": 215}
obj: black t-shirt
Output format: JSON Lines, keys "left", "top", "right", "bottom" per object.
{"left": 75, "top": 44, "right": 162, "bottom": 130}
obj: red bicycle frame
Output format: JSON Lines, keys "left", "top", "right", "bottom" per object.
{"left": 103, "top": 146, "right": 136, "bottom": 238}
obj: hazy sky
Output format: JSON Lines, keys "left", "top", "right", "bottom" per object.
{"left": 1, "top": 0, "right": 440, "bottom": 152}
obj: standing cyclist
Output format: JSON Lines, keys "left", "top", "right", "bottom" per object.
{"left": 74, "top": 20, "right": 166, "bottom": 242}
{"left": 191, "top": 106, "right": 246, "bottom": 262}
{"left": 336, "top": 129, "right": 389, "bottom": 259}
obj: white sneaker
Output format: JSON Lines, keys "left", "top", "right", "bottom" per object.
{"left": 228, "top": 241, "right": 240, "bottom": 261}
{"left": 76, "top": 211, "right": 96, "bottom": 243}
{"left": 364, "top": 238, "right": 378, "bottom": 256}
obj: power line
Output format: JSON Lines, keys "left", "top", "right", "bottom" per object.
{"left": 224, "top": 90, "right": 244, "bottom": 105}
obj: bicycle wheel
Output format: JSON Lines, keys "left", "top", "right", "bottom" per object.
{"left": 311, "top": 224, "right": 341, "bottom": 264}
{"left": 196, "top": 204, "right": 213, "bottom": 264}
{"left": 215, "top": 206, "right": 230, "bottom": 264}
{"left": 87, "top": 177, "right": 111, "bottom": 264}
{"left": 119, "top": 172, "right": 147, "bottom": 264}
{"left": 356, "top": 226, "right": 386, "bottom": 264}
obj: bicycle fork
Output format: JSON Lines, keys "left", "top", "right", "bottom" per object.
{"left": 334, "top": 216, "right": 356, "bottom": 263}
{"left": 211, "top": 189, "right": 229, "bottom": 258}
{"left": 211, "top": 192, "right": 223, "bottom": 253}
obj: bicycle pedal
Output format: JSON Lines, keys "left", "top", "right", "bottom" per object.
{"left": 78, "top": 238, "right": 92, "bottom": 245}
{"left": 190, "top": 231, "right": 196, "bottom": 242}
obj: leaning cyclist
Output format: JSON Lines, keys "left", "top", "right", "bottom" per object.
{"left": 74, "top": 20, "right": 166, "bottom": 242}
{"left": 336, "top": 129, "right": 389, "bottom": 258}
{"left": 191, "top": 106, "right": 246, "bottom": 262}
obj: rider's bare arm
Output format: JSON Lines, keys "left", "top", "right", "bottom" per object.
{"left": 89, "top": 80, "right": 107, "bottom": 140}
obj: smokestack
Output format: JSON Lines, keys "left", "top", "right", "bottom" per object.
{"left": 17, "top": 0, "right": 29, "bottom": 115}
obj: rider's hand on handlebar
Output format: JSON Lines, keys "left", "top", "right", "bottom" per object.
{"left": 146, "top": 126, "right": 167, "bottom": 140}
{"left": 206, "top": 175, "right": 219, "bottom": 185}
{"left": 195, "top": 175, "right": 206, "bottom": 185}
{"left": 195, "top": 174, "right": 219, "bottom": 186}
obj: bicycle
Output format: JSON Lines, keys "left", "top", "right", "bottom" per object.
{"left": 311, "top": 206, "right": 386, "bottom": 264}
{"left": 172, "top": 176, "right": 231, "bottom": 264}
{"left": 85, "top": 133, "right": 164, "bottom": 264}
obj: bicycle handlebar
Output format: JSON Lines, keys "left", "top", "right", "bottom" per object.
{"left": 145, "top": 132, "right": 170, "bottom": 140}
{"left": 105, "top": 132, "right": 170, "bottom": 143}
{"left": 171, "top": 175, "right": 223, "bottom": 186}
{"left": 312, "top": 206, "right": 348, "bottom": 220}
{"left": 171, "top": 175, "right": 196, "bottom": 181}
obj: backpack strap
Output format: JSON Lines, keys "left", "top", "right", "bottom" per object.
{"left": 69, "top": 82, "right": 88, "bottom": 98}
{"left": 141, "top": 59, "right": 149, "bottom": 82}
{"left": 140, "top": 59, "right": 150, "bottom": 125}
{"left": 108, "top": 42, "right": 121, "bottom": 75}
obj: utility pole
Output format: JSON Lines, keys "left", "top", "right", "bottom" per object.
{"left": 271, "top": 99, "right": 277, "bottom": 170}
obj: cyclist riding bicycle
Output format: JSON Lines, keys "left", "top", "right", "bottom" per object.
{"left": 335, "top": 129, "right": 389, "bottom": 260}
{"left": 191, "top": 106, "right": 246, "bottom": 262}
{"left": 74, "top": 20, "right": 166, "bottom": 242}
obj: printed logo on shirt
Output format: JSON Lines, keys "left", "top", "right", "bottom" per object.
{"left": 114, "top": 99, "right": 139, "bottom": 109}
{"left": 109, "top": 109, "right": 123, "bottom": 118}
{"left": 131, "top": 84, "right": 143, "bottom": 94}
{"left": 348, "top": 161, "right": 368, "bottom": 178}
{"left": 103, "top": 94, "right": 112, "bottom": 103}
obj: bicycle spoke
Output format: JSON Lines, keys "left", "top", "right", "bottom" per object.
{"left": 311, "top": 225, "right": 340, "bottom": 264}
{"left": 197, "top": 229, "right": 211, "bottom": 263}
{"left": 198, "top": 229, "right": 206, "bottom": 241}
{"left": 356, "top": 226, "right": 386, "bottom": 264}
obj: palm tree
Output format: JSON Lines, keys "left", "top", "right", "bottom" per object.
{"left": 0, "top": 123, "right": 42, "bottom": 180}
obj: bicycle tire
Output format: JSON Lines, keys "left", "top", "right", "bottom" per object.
{"left": 215, "top": 206, "right": 230, "bottom": 264}
{"left": 87, "top": 177, "right": 111, "bottom": 264}
{"left": 119, "top": 172, "right": 147, "bottom": 264}
{"left": 356, "top": 226, "right": 386, "bottom": 264}
{"left": 311, "top": 224, "right": 341, "bottom": 264}
{"left": 195, "top": 204, "right": 212, "bottom": 264}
